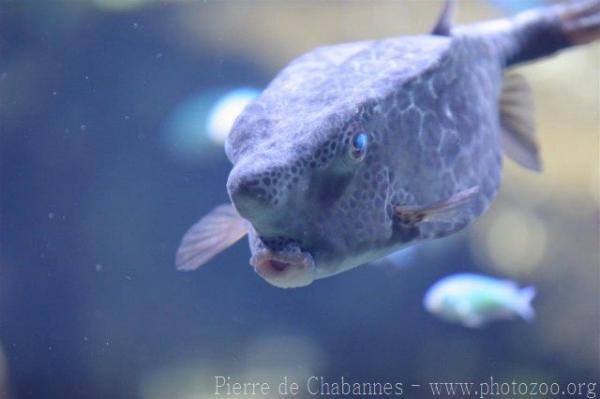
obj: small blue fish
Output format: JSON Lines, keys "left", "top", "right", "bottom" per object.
{"left": 176, "top": 0, "right": 600, "bottom": 288}
{"left": 424, "top": 273, "right": 536, "bottom": 328}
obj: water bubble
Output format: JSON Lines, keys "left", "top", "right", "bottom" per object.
{"left": 471, "top": 207, "right": 548, "bottom": 277}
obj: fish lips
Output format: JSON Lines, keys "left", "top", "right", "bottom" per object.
{"left": 250, "top": 249, "right": 316, "bottom": 289}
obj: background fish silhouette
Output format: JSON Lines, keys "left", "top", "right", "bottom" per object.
{"left": 424, "top": 273, "right": 537, "bottom": 328}
{"left": 176, "top": 0, "right": 600, "bottom": 288}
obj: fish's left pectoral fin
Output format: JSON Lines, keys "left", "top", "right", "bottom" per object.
{"left": 431, "top": 0, "right": 456, "bottom": 36}
{"left": 175, "top": 203, "right": 248, "bottom": 271}
{"left": 456, "top": 301, "right": 483, "bottom": 328}
{"left": 393, "top": 186, "right": 479, "bottom": 226}
{"left": 500, "top": 73, "right": 542, "bottom": 172}
{"left": 462, "top": 315, "right": 485, "bottom": 329}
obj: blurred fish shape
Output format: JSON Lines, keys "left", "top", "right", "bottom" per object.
{"left": 176, "top": 0, "right": 600, "bottom": 288}
{"left": 162, "top": 88, "right": 260, "bottom": 164}
{"left": 424, "top": 273, "right": 536, "bottom": 328}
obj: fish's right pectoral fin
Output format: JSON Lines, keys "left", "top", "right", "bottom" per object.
{"left": 175, "top": 203, "right": 248, "bottom": 271}
{"left": 500, "top": 73, "right": 542, "bottom": 172}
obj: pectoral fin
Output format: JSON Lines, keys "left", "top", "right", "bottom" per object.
{"left": 500, "top": 74, "right": 542, "bottom": 172}
{"left": 463, "top": 315, "right": 485, "bottom": 329}
{"left": 175, "top": 203, "right": 248, "bottom": 271}
{"left": 393, "top": 186, "right": 479, "bottom": 225}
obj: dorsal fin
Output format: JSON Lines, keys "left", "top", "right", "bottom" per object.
{"left": 432, "top": 0, "right": 456, "bottom": 36}
{"left": 500, "top": 74, "right": 542, "bottom": 172}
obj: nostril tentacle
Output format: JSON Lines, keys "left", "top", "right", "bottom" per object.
{"left": 232, "top": 178, "right": 268, "bottom": 205}
{"left": 227, "top": 171, "right": 274, "bottom": 220}
{"left": 226, "top": 160, "right": 308, "bottom": 233}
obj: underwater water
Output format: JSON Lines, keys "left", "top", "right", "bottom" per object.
{"left": 0, "top": 1, "right": 598, "bottom": 398}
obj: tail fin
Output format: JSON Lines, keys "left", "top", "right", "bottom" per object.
{"left": 468, "top": 0, "right": 600, "bottom": 67}
{"left": 515, "top": 286, "right": 537, "bottom": 322}
{"left": 495, "top": 0, "right": 600, "bottom": 67}
{"left": 560, "top": 0, "right": 600, "bottom": 45}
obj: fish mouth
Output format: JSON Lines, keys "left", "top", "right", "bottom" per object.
{"left": 250, "top": 249, "right": 316, "bottom": 289}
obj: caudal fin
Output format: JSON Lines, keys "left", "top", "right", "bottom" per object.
{"left": 498, "top": 0, "right": 600, "bottom": 67}
{"left": 515, "top": 286, "right": 537, "bottom": 322}
{"left": 559, "top": 0, "right": 600, "bottom": 46}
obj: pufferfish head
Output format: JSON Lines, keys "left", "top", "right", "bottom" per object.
{"left": 224, "top": 100, "right": 393, "bottom": 288}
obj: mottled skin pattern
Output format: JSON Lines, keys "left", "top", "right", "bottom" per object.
{"left": 223, "top": 2, "right": 595, "bottom": 283}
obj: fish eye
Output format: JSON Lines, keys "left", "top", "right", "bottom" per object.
{"left": 349, "top": 131, "right": 368, "bottom": 160}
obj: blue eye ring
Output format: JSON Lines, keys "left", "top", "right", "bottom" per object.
{"left": 350, "top": 131, "right": 368, "bottom": 159}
